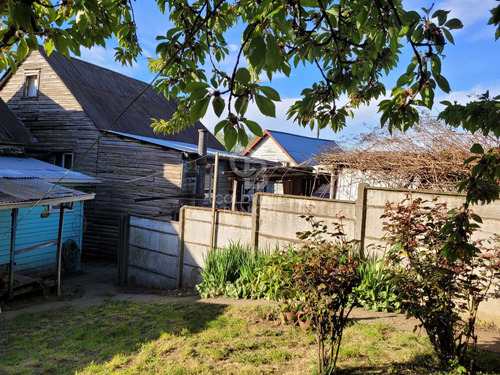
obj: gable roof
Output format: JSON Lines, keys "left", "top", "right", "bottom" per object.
{"left": 243, "top": 130, "right": 341, "bottom": 165}
{"left": 22, "top": 48, "right": 224, "bottom": 150}
{"left": 0, "top": 97, "right": 36, "bottom": 145}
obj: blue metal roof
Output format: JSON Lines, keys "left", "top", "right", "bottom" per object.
{"left": 266, "top": 130, "right": 341, "bottom": 165}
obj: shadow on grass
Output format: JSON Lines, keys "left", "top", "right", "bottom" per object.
{"left": 336, "top": 350, "right": 500, "bottom": 375}
{"left": 0, "top": 300, "right": 228, "bottom": 375}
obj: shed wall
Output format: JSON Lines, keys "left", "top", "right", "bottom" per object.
{"left": 0, "top": 202, "right": 84, "bottom": 277}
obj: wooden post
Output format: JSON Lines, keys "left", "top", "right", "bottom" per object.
{"left": 118, "top": 214, "right": 130, "bottom": 286}
{"left": 56, "top": 205, "right": 66, "bottom": 296}
{"left": 231, "top": 179, "right": 238, "bottom": 211}
{"left": 209, "top": 152, "right": 219, "bottom": 251}
{"left": 8, "top": 208, "right": 18, "bottom": 298}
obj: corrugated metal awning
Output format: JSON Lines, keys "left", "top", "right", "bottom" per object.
{"left": 0, "top": 157, "right": 99, "bottom": 184}
{"left": 0, "top": 178, "right": 95, "bottom": 209}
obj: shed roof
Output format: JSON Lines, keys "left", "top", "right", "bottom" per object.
{"left": 109, "top": 131, "right": 277, "bottom": 166}
{"left": 0, "top": 97, "right": 36, "bottom": 145}
{"left": 0, "top": 178, "right": 94, "bottom": 209}
{"left": 0, "top": 156, "right": 99, "bottom": 184}
{"left": 243, "top": 130, "right": 341, "bottom": 165}
{"left": 32, "top": 48, "right": 225, "bottom": 150}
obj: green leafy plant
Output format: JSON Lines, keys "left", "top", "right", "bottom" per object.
{"left": 382, "top": 195, "right": 500, "bottom": 372}
{"left": 354, "top": 254, "right": 401, "bottom": 312}
{"left": 196, "top": 243, "right": 268, "bottom": 299}
{"left": 293, "top": 215, "right": 362, "bottom": 374}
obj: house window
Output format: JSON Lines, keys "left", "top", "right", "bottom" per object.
{"left": 54, "top": 152, "right": 74, "bottom": 169}
{"left": 49, "top": 201, "right": 74, "bottom": 213}
{"left": 23, "top": 71, "right": 40, "bottom": 98}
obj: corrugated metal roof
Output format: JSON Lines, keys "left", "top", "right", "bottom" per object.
{"left": 0, "top": 156, "right": 98, "bottom": 184}
{"left": 0, "top": 178, "right": 94, "bottom": 209}
{"left": 251, "top": 130, "right": 341, "bottom": 165}
{"left": 0, "top": 97, "right": 36, "bottom": 144}
{"left": 38, "top": 49, "right": 225, "bottom": 151}
{"left": 109, "top": 131, "right": 277, "bottom": 166}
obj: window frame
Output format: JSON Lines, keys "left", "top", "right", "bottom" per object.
{"left": 22, "top": 70, "right": 41, "bottom": 99}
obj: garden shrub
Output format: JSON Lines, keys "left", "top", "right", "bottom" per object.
{"left": 292, "top": 215, "right": 362, "bottom": 375}
{"left": 196, "top": 243, "right": 268, "bottom": 299}
{"left": 382, "top": 195, "right": 500, "bottom": 372}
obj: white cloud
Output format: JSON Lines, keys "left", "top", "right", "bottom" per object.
{"left": 79, "top": 47, "right": 149, "bottom": 78}
{"left": 434, "top": 0, "right": 495, "bottom": 27}
{"left": 228, "top": 43, "right": 239, "bottom": 52}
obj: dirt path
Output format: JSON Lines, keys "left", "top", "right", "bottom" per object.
{"left": 1, "top": 262, "right": 499, "bottom": 353}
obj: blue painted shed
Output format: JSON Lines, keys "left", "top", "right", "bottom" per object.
{"left": 0, "top": 159, "right": 97, "bottom": 297}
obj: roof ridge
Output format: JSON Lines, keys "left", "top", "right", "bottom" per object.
{"left": 266, "top": 129, "right": 337, "bottom": 142}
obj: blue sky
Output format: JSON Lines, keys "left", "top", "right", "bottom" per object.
{"left": 78, "top": 0, "right": 500, "bottom": 142}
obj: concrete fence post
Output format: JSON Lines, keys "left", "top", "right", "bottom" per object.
{"left": 177, "top": 206, "right": 186, "bottom": 287}
{"left": 251, "top": 194, "right": 261, "bottom": 249}
{"left": 354, "top": 183, "right": 369, "bottom": 257}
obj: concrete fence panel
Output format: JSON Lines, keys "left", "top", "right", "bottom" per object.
{"left": 127, "top": 215, "right": 180, "bottom": 289}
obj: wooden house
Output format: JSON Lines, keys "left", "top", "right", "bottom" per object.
{"left": 0, "top": 49, "right": 270, "bottom": 259}
{"left": 0, "top": 98, "right": 96, "bottom": 297}
{"left": 240, "top": 130, "right": 340, "bottom": 197}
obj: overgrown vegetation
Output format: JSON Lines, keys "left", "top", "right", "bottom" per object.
{"left": 2, "top": 301, "right": 499, "bottom": 375}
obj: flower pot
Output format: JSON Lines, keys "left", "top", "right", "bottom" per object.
{"left": 297, "top": 311, "right": 312, "bottom": 330}
{"left": 279, "top": 311, "right": 298, "bottom": 325}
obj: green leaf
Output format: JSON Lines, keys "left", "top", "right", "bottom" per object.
{"left": 255, "top": 94, "right": 276, "bottom": 117}
{"left": 212, "top": 97, "right": 225, "bottom": 117}
{"left": 235, "top": 96, "right": 249, "bottom": 115}
{"left": 445, "top": 18, "right": 463, "bottom": 30}
{"left": 265, "top": 35, "right": 282, "bottom": 71}
{"left": 224, "top": 127, "right": 237, "bottom": 151}
{"left": 190, "top": 97, "right": 210, "bottom": 123}
{"left": 259, "top": 86, "right": 281, "bottom": 101}
{"left": 430, "top": 55, "right": 441, "bottom": 78}
{"left": 470, "top": 143, "right": 484, "bottom": 154}
{"left": 44, "top": 39, "right": 55, "bottom": 56}
{"left": 432, "top": 10, "right": 449, "bottom": 26}
{"left": 442, "top": 28, "right": 455, "bottom": 44}
{"left": 436, "top": 75, "right": 451, "bottom": 93}
{"left": 235, "top": 67, "right": 251, "bottom": 84}
{"left": 238, "top": 127, "right": 249, "bottom": 147}
{"left": 470, "top": 213, "right": 483, "bottom": 223}
{"left": 243, "top": 119, "right": 263, "bottom": 137}
{"left": 214, "top": 119, "right": 228, "bottom": 135}
{"left": 185, "top": 81, "right": 209, "bottom": 93}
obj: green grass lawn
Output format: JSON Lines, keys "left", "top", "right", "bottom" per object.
{"left": 1, "top": 301, "right": 499, "bottom": 374}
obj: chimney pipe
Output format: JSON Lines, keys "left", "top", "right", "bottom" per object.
{"left": 195, "top": 129, "right": 208, "bottom": 202}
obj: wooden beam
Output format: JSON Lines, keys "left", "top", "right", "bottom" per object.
{"left": 8, "top": 208, "right": 18, "bottom": 299}
{"left": 56, "top": 206, "right": 66, "bottom": 296}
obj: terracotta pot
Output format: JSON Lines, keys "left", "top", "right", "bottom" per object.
{"left": 279, "top": 311, "right": 298, "bottom": 325}
{"left": 297, "top": 311, "right": 312, "bottom": 330}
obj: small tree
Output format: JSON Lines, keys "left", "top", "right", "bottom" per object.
{"left": 382, "top": 195, "right": 500, "bottom": 372}
{"left": 294, "top": 216, "right": 361, "bottom": 374}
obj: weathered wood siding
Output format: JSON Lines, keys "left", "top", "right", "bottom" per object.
{"left": 0, "top": 203, "right": 84, "bottom": 277}
{"left": 0, "top": 50, "right": 100, "bottom": 176}
{"left": 88, "top": 133, "right": 184, "bottom": 258}
{"left": 0, "top": 51, "right": 188, "bottom": 260}
{"left": 245, "top": 136, "right": 292, "bottom": 165}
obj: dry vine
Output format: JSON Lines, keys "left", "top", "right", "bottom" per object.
{"left": 317, "top": 117, "right": 500, "bottom": 193}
